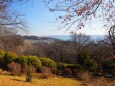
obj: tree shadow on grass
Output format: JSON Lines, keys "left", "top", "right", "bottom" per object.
{"left": 11, "top": 78, "right": 26, "bottom": 82}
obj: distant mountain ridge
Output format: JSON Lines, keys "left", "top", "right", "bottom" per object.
{"left": 22, "top": 35, "right": 105, "bottom": 43}
{"left": 23, "top": 35, "right": 61, "bottom": 43}
{"left": 47, "top": 35, "right": 104, "bottom": 41}
{"left": 23, "top": 35, "right": 57, "bottom": 40}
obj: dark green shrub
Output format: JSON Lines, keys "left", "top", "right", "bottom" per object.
{"left": 0, "top": 49, "right": 5, "bottom": 58}
{"left": 40, "top": 57, "right": 56, "bottom": 68}
{"left": 56, "top": 62, "right": 65, "bottom": 70}
{"left": 14, "top": 56, "right": 28, "bottom": 67}
{"left": 66, "top": 64, "right": 82, "bottom": 70}
{"left": 15, "top": 56, "right": 42, "bottom": 73}
{"left": 102, "top": 60, "right": 115, "bottom": 76}
{"left": 4, "top": 51, "right": 17, "bottom": 64}
{"left": 77, "top": 51, "right": 97, "bottom": 71}
{"left": 64, "top": 64, "right": 82, "bottom": 76}
{"left": 77, "top": 51, "right": 89, "bottom": 67}
{"left": 56, "top": 62, "right": 82, "bottom": 75}
{"left": 28, "top": 56, "right": 42, "bottom": 69}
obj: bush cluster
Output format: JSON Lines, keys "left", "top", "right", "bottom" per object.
{"left": 40, "top": 57, "right": 56, "bottom": 68}
{"left": 14, "top": 56, "right": 28, "bottom": 67}
{"left": 65, "top": 64, "right": 82, "bottom": 70}
{"left": 15, "top": 56, "right": 42, "bottom": 70}
{"left": 28, "top": 56, "right": 42, "bottom": 69}
{"left": 56, "top": 62, "right": 65, "bottom": 70}
{"left": 0, "top": 49, "right": 100, "bottom": 79}
{"left": 4, "top": 51, "right": 17, "bottom": 64}
{"left": 77, "top": 51, "right": 98, "bottom": 71}
{"left": 0, "top": 49, "right": 5, "bottom": 58}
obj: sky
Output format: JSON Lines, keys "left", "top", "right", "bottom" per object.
{"left": 10, "top": 0, "right": 107, "bottom": 36}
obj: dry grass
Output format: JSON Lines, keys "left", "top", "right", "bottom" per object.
{"left": 78, "top": 72, "right": 115, "bottom": 86}
{"left": 89, "top": 77, "right": 115, "bottom": 86}
{"left": 0, "top": 74, "right": 80, "bottom": 86}
{"left": 0, "top": 72, "right": 114, "bottom": 86}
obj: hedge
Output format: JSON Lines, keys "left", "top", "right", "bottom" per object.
{"left": 40, "top": 57, "right": 56, "bottom": 68}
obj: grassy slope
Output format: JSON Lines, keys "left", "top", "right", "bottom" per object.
{"left": 0, "top": 75, "right": 80, "bottom": 86}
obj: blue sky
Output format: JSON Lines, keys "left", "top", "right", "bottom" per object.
{"left": 10, "top": 0, "right": 106, "bottom": 36}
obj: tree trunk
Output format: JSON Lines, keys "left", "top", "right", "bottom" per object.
{"left": 109, "top": 25, "right": 115, "bottom": 56}
{"left": 113, "top": 43, "right": 115, "bottom": 55}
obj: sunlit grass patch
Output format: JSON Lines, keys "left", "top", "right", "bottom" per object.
{"left": 0, "top": 74, "right": 80, "bottom": 86}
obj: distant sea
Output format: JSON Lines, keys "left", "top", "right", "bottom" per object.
{"left": 49, "top": 35, "right": 104, "bottom": 41}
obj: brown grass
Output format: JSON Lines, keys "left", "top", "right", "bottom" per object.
{"left": 89, "top": 77, "right": 115, "bottom": 86}
{"left": 0, "top": 72, "right": 114, "bottom": 86}
{"left": 78, "top": 72, "right": 115, "bottom": 86}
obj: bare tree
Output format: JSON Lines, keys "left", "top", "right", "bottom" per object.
{"left": 44, "top": 0, "right": 115, "bottom": 55}
{"left": 0, "top": 0, "right": 30, "bottom": 54}
{"left": 0, "top": 0, "right": 29, "bottom": 34}
{"left": 44, "top": 0, "right": 115, "bottom": 29}
{"left": 70, "top": 32, "right": 91, "bottom": 55}
{"left": 45, "top": 41, "right": 67, "bottom": 62}
{"left": 0, "top": 34, "right": 24, "bottom": 54}
{"left": 70, "top": 32, "right": 92, "bottom": 63}
{"left": 108, "top": 25, "right": 115, "bottom": 55}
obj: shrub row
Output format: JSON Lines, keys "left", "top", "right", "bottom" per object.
{"left": 0, "top": 49, "right": 5, "bottom": 58}
{"left": 14, "top": 56, "right": 42, "bottom": 69}
{"left": 56, "top": 62, "right": 82, "bottom": 70}
{"left": 0, "top": 50, "right": 82, "bottom": 76}
{"left": 0, "top": 50, "right": 56, "bottom": 69}
{"left": 40, "top": 57, "right": 56, "bottom": 68}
